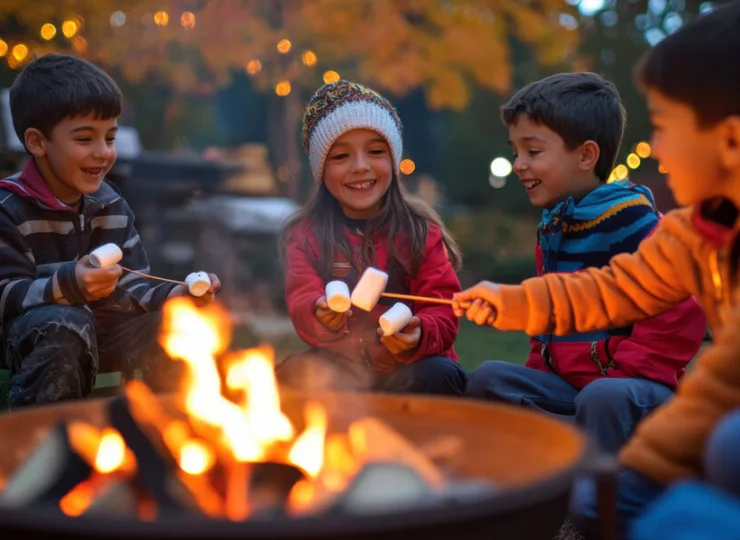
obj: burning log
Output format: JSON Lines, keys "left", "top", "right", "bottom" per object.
{"left": 0, "top": 422, "right": 104, "bottom": 508}
{"left": 108, "top": 381, "right": 223, "bottom": 518}
{"left": 249, "top": 462, "right": 307, "bottom": 519}
{"left": 83, "top": 481, "right": 138, "bottom": 516}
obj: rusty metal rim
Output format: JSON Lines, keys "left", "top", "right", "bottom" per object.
{"left": 0, "top": 445, "right": 593, "bottom": 538}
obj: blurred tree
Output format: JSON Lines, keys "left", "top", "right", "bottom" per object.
{"left": 0, "top": 0, "right": 581, "bottom": 198}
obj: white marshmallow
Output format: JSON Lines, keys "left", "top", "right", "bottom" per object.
{"left": 379, "top": 302, "right": 413, "bottom": 336}
{"left": 89, "top": 243, "right": 123, "bottom": 268}
{"left": 326, "top": 281, "right": 352, "bottom": 313}
{"left": 186, "top": 271, "right": 211, "bottom": 297}
{"left": 351, "top": 267, "right": 389, "bottom": 312}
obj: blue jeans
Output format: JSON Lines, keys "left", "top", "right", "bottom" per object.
{"left": 1, "top": 305, "right": 175, "bottom": 408}
{"left": 466, "top": 361, "right": 673, "bottom": 453}
{"left": 277, "top": 349, "right": 468, "bottom": 396}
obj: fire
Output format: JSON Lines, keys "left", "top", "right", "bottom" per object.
{"left": 288, "top": 402, "right": 327, "bottom": 478}
{"left": 179, "top": 440, "right": 215, "bottom": 475}
{"left": 59, "top": 480, "right": 96, "bottom": 517}
{"left": 95, "top": 428, "right": 126, "bottom": 474}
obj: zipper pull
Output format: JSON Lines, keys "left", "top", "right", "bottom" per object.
{"left": 79, "top": 214, "right": 85, "bottom": 232}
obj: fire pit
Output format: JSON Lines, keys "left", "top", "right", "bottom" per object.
{"left": 0, "top": 299, "right": 591, "bottom": 539}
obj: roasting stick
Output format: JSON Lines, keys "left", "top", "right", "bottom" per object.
{"left": 120, "top": 266, "right": 187, "bottom": 286}
{"left": 381, "top": 292, "right": 466, "bottom": 307}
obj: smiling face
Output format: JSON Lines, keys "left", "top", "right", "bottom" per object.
{"left": 508, "top": 115, "right": 600, "bottom": 209}
{"left": 322, "top": 128, "right": 393, "bottom": 219}
{"left": 26, "top": 113, "right": 118, "bottom": 205}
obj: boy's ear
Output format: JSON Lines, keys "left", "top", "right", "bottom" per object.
{"left": 578, "top": 140, "right": 600, "bottom": 171}
{"left": 719, "top": 116, "right": 740, "bottom": 170}
{"left": 24, "top": 128, "right": 47, "bottom": 158}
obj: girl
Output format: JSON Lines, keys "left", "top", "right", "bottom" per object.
{"left": 278, "top": 81, "right": 466, "bottom": 395}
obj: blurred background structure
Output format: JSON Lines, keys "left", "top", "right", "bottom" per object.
{"left": 0, "top": 0, "right": 726, "bottom": 367}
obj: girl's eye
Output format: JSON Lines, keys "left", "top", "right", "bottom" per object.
{"left": 76, "top": 138, "right": 91, "bottom": 143}
{"left": 330, "top": 153, "right": 348, "bottom": 160}
{"left": 528, "top": 149, "right": 541, "bottom": 156}
{"left": 106, "top": 138, "right": 116, "bottom": 143}
{"left": 369, "top": 148, "right": 386, "bottom": 155}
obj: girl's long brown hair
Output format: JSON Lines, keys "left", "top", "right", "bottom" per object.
{"left": 280, "top": 174, "right": 462, "bottom": 281}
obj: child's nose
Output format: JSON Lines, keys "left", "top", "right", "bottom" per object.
{"left": 513, "top": 156, "right": 527, "bottom": 175}
{"left": 350, "top": 155, "right": 370, "bottom": 172}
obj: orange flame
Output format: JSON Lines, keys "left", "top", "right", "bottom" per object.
{"left": 288, "top": 402, "right": 327, "bottom": 478}
{"left": 94, "top": 428, "right": 126, "bottom": 474}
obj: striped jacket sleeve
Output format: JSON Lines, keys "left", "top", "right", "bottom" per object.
{"left": 0, "top": 209, "right": 86, "bottom": 321}
{"left": 108, "top": 201, "right": 176, "bottom": 314}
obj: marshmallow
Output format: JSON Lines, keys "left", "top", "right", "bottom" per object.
{"left": 326, "top": 281, "right": 352, "bottom": 313}
{"left": 89, "top": 243, "right": 123, "bottom": 268}
{"left": 379, "top": 302, "right": 413, "bottom": 336}
{"left": 186, "top": 271, "right": 211, "bottom": 297}
{"left": 351, "top": 267, "right": 389, "bottom": 312}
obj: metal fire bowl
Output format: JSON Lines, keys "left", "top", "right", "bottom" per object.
{"left": 0, "top": 392, "right": 589, "bottom": 539}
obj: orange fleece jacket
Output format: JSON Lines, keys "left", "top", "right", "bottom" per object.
{"left": 494, "top": 205, "right": 739, "bottom": 485}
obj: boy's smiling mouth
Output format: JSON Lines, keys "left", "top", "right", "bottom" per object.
{"left": 81, "top": 167, "right": 104, "bottom": 179}
{"left": 523, "top": 180, "right": 542, "bottom": 191}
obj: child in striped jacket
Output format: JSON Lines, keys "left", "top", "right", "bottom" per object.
{"left": 0, "top": 54, "right": 221, "bottom": 408}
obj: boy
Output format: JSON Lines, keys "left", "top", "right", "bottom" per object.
{"left": 0, "top": 54, "right": 221, "bottom": 409}
{"left": 466, "top": 72, "right": 706, "bottom": 454}
{"left": 453, "top": 1, "right": 740, "bottom": 536}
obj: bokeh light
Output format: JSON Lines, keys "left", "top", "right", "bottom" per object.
{"left": 275, "top": 81, "right": 292, "bottom": 97}
{"left": 0, "top": 40, "right": 7, "bottom": 57}
{"left": 154, "top": 11, "right": 170, "bottom": 27}
{"left": 62, "top": 20, "right": 78, "bottom": 38}
{"left": 246, "top": 59, "right": 262, "bottom": 75}
{"left": 181, "top": 12, "right": 196, "bottom": 29}
{"left": 302, "top": 50, "right": 317, "bottom": 67}
{"left": 490, "top": 157, "right": 512, "bottom": 177}
{"left": 626, "top": 153, "right": 641, "bottom": 169}
{"left": 277, "top": 39, "right": 292, "bottom": 54}
{"left": 614, "top": 164, "right": 629, "bottom": 180}
{"left": 40, "top": 23, "right": 57, "bottom": 40}
{"left": 635, "top": 142, "right": 651, "bottom": 159}
{"left": 400, "top": 159, "right": 416, "bottom": 175}
{"left": 323, "top": 70, "right": 340, "bottom": 84}
{"left": 11, "top": 44, "right": 28, "bottom": 62}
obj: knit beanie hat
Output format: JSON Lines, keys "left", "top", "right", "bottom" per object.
{"left": 302, "top": 80, "right": 403, "bottom": 182}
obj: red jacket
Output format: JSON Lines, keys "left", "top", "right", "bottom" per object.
{"left": 284, "top": 219, "right": 460, "bottom": 372}
{"left": 526, "top": 227, "right": 707, "bottom": 391}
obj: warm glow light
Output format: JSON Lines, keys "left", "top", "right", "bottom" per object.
{"left": 94, "top": 428, "right": 126, "bottom": 474}
{"left": 626, "top": 153, "right": 641, "bottom": 169}
{"left": 614, "top": 164, "right": 629, "bottom": 180}
{"left": 0, "top": 40, "right": 7, "bottom": 57}
{"left": 275, "top": 80, "right": 292, "bottom": 97}
{"left": 246, "top": 59, "right": 262, "bottom": 75}
{"left": 181, "top": 12, "right": 196, "bottom": 29}
{"left": 40, "top": 23, "right": 57, "bottom": 40}
{"left": 62, "top": 20, "right": 78, "bottom": 38}
{"left": 71, "top": 36, "right": 87, "bottom": 53}
{"left": 288, "top": 402, "right": 328, "bottom": 478}
{"left": 400, "top": 159, "right": 416, "bottom": 175}
{"left": 302, "top": 50, "right": 317, "bottom": 67}
{"left": 277, "top": 39, "right": 292, "bottom": 54}
{"left": 59, "top": 480, "right": 95, "bottom": 516}
{"left": 658, "top": 164, "right": 669, "bottom": 174}
{"left": 179, "top": 440, "right": 215, "bottom": 475}
{"left": 635, "top": 142, "right": 651, "bottom": 159}
{"left": 490, "top": 157, "right": 512, "bottom": 177}
{"left": 154, "top": 11, "right": 170, "bottom": 27}
{"left": 323, "top": 70, "right": 340, "bottom": 84}
{"left": 11, "top": 44, "right": 28, "bottom": 62}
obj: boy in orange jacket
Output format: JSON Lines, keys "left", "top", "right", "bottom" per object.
{"left": 453, "top": 2, "right": 740, "bottom": 537}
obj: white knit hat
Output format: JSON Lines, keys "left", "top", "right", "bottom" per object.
{"left": 302, "top": 81, "right": 403, "bottom": 182}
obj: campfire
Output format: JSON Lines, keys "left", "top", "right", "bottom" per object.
{"left": 0, "top": 298, "right": 488, "bottom": 522}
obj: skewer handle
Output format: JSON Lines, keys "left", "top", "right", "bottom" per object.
{"left": 379, "top": 292, "right": 496, "bottom": 325}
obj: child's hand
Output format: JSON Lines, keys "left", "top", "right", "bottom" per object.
{"left": 452, "top": 281, "right": 500, "bottom": 326}
{"left": 168, "top": 273, "right": 222, "bottom": 306}
{"left": 379, "top": 316, "right": 421, "bottom": 356}
{"left": 75, "top": 255, "right": 123, "bottom": 301}
{"left": 315, "top": 295, "right": 352, "bottom": 331}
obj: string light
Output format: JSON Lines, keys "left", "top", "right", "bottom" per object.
{"left": 0, "top": 40, "right": 8, "bottom": 57}
{"left": 246, "top": 59, "right": 262, "bottom": 75}
{"left": 400, "top": 159, "right": 416, "bottom": 175}
{"left": 40, "top": 23, "right": 57, "bottom": 40}
{"left": 181, "top": 12, "right": 196, "bottom": 29}
{"left": 323, "top": 70, "right": 340, "bottom": 84}
{"left": 277, "top": 39, "right": 292, "bottom": 54}
{"left": 275, "top": 80, "right": 292, "bottom": 97}
{"left": 626, "top": 153, "right": 641, "bottom": 169}
{"left": 301, "top": 50, "right": 317, "bottom": 67}
{"left": 635, "top": 142, "right": 651, "bottom": 159}
{"left": 11, "top": 44, "right": 28, "bottom": 62}
{"left": 62, "top": 20, "right": 78, "bottom": 38}
{"left": 154, "top": 11, "right": 169, "bottom": 27}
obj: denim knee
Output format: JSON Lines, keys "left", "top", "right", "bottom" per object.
{"left": 391, "top": 356, "right": 467, "bottom": 396}
{"left": 465, "top": 360, "right": 515, "bottom": 399}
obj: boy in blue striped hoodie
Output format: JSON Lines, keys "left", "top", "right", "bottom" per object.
{"left": 466, "top": 72, "right": 706, "bottom": 454}
{"left": 0, "top": 54, "right": 221, "bottom": 408}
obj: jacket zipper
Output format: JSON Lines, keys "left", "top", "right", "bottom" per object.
{"left": 359, "top": 338, "right": 373, "bottom": 368}
{"left": 590, "top": 340, "right": 615, "bottom": 375}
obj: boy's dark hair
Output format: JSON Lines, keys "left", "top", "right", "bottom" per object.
{"left": 637, "top": 1, "right": 740, "bottom": 127}
{"left": 9, "top": 54, "right": 122, "bottom": 149}
{"left": 501, "top": 72, "right": 626, "bottom": 182}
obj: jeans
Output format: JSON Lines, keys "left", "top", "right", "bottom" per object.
{"left": 276, "top": 349, "right": 468, "bottom": 396}
{"left": 1, "top": 305, "right": 177, "bottom": 409}
{"left": 466, "top": 360, "right": 674, "bottom": 454}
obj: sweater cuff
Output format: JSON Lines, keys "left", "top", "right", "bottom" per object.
{"left": 55, "top": 262, "right": 87, "bottom": 305}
